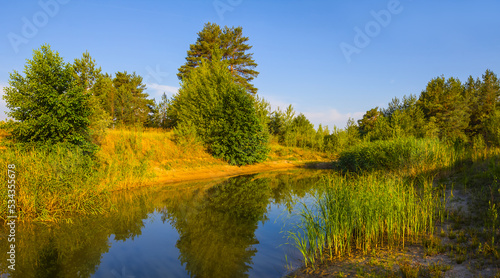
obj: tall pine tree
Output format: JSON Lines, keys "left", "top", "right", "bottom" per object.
{"left": 177, "top": 22, "right": 259, "bottom": 94}
{"left": 112, "top": 71, "right": 154, "bottom": 126}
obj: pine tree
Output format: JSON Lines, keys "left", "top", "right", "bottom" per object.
{"left": 177, "top": 22, "right": 259, "bottom": 94}
{"left": 149, "top": 93, "right": 173, "bottom": 129}
{"left": 112, "top": 71, "right": 154, "bottom": 126}
{"left": 418, "top": 76, "right": 469, "bottom": 141}
{"left": 73, "top": 51, "right": 102, "bottom": 91}
{"left": 383, "top": 94, "right": 428, "bottom": 138}
{"left": 92, "top": 74, "right": 116, "bottom": 122}
{"left": 464, "top": 75, "right": 482, "bottom": 136}
{"left": 477, "top": 70, "right": 499, "bottom": 137}
{"left": 73, "top": 52, "right": 111, "bottom": 142}
{"left": 358, "top": 107, "right": 383, "bottom": 137}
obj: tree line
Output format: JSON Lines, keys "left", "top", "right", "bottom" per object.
{"left": 357, "top": 70, "right": 500, "bottom": 146}
{"left": 3, "top": 21, "right": 499, "bottom": 166}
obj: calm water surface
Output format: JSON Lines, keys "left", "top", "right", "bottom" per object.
{"left": 0, "top": 169, "right": 328, "bottom": 278}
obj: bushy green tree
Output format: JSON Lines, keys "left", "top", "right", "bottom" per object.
{"left": 485, "top": 110, "right": 500, "bottom": 146}
{"left": 289, "top": 113, "right": 316, "bottom": 148}
{"left": 253, "top": 95, "right": 271, "bottom": 139}
{"left": 149, "top": 93, "right": 174, "bottom": 129}
{"left": 269, "top": 104, "right": 295, "bottom": 145}
{"left": 383, "top": 95, "right": 429, "bottom": 138}
{"left": 3, "top": 44, "right": 94, "bottom": 151}
{"left": 324, "top": 119, "right": 360, "bottom": 153}
{"left": 466, "top": 70, "right": 500, "bottom": 140}
{"left": 92, "top": 74, "right": 116, "bottom": 121}
{"left": 173, "top": 51, "right": 269, "bottom": 165}
{"left": 358, "top": 107, "right": 383, "bottom": 137}
{"left": 208, "top": 85, "right": 269, "bottom": 165}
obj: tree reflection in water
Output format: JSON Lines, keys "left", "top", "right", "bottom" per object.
{"left": 0, "top": 169, "right": 326, "bottom": 278}
{"left": 163, "top": 175, "right": 271, "bottom": 278}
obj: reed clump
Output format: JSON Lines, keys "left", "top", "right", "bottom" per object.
{"left": 288, "top": 173, "right": 441, "bottom": 268}
{"left": 337, "top": 137, "right": 454, "bottom": 174}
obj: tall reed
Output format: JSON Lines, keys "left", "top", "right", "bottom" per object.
{"left": 337, "top": 137, "right": 454, "bottom": 174}
{"left": 288, "top": 173, "right": 442, "bottom": 267}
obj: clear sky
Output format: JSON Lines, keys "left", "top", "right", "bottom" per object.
{"left": 1, "top": 0, "right": 499, "bottom": 128}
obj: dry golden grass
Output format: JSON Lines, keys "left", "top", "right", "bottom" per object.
{"left": 95, "top": 128, "right": 228, "bottom": 190}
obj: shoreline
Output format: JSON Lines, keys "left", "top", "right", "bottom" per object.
{"left": 112, "top": 160, "right": 334, "bottom": 191}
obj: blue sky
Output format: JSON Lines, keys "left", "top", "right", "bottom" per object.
{"left": 1, "top": 0, "right": 499, "bottom": 128}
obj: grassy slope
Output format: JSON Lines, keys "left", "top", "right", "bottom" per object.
{"left": 0, "top": 128, "right": 333, "bottom": 221}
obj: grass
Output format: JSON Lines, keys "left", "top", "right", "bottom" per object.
{"left": 0, "top": 127, "right": 332, "bottom": 222}
{"left": 288, "top": 172, "right": 442, "bottom": 268}
{"left": 336, "top": 137, "right": 458, "bottom": 175}
{"left": 290, "top": 136, "right": 500, "bottom": 274}
{"left": 0, "top": 127, "right": 227, "bottom": 221}
{"left": 0, "top": 143, "right": 109, "bottom": 221}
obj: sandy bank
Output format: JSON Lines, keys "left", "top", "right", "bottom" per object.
{"left": 123, "top": 160, "right": 333, "bottom": 190}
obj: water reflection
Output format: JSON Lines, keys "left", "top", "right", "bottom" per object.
{"left": 0, "top": 169, "right": 327, "bottom": 278}
{"left": 165, "top": 176, "right": 271, "bottom": 278}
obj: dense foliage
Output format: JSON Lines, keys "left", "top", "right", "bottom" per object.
{"left": 3, "top": 45, "right": 94, "bottom": 151}
{"left": 172, "top": 51, "right": 269, "bottom": 165}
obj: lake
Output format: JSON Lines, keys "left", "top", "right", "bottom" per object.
{"left": 0, "top": 169, "right": 328, "bottom": 278}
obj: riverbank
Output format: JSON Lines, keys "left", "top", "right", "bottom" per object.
{"left": 287, "top": 188, "right": 499, "bottom": 278}
{"left": 127, "top": 160, "right": 332, "bottom": 190}
{"left": 0, "top": 127, "right": 334, "bottom": 221}
{"left": 97, "top": 128, "right": 334, "bottom": 191}
{"left": 285, "top": 142, "right": 500, "bottom": 278}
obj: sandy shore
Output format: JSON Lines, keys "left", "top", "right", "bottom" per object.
{"left": 149, "top": 160, "right": 333, "bottom": 186}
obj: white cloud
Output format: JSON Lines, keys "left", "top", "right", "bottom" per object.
{"left": 303, "top": 109, "right": 364, "bottom": 129}
{"left": 146, "top": 83, "right": 179, "bottom": 100}
{"left": 263, "top": 95, "right": 294, "bottom": 112}
{"left": 259, "top": 93, "right": 363, "bottom": 130}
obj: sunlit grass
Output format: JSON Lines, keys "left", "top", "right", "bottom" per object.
{"left": 288, "top": 173, "right": 442, "bottom": 268}
{"left": 289, "top": 136, "right": 500, "bottom": 270}
{"left": 0, "top": 127, "right": 226, "bottom": 221}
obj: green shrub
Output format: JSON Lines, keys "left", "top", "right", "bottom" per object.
{"left": 207, "top": 83, "right": 269, "bottom": 165}
{"left": 171, "top": 50, "right": 269, "bottom": 165}
{"left": 337, "top": 137, "right": 451, "bottom": 172}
